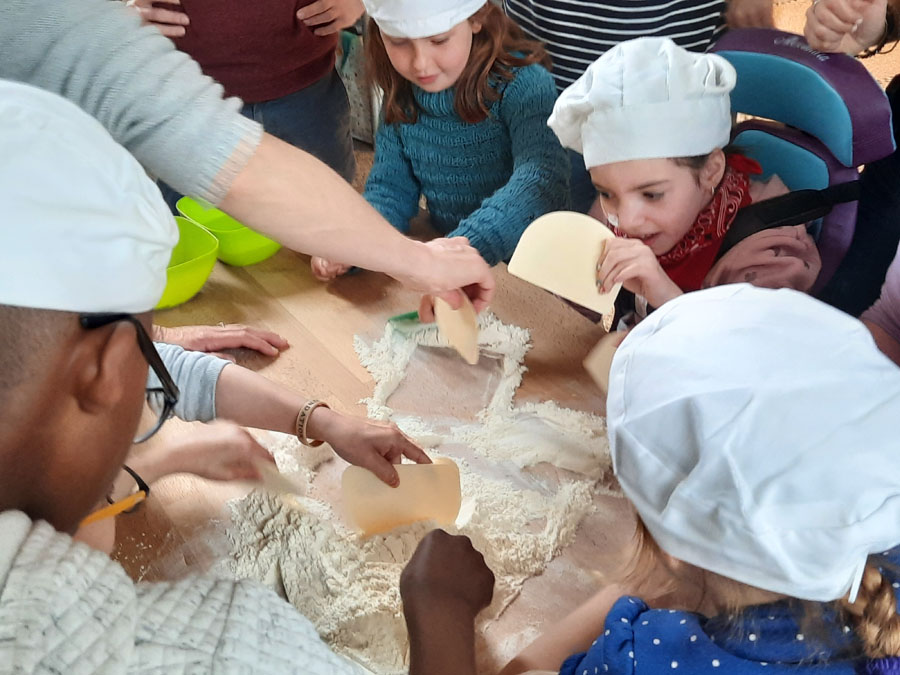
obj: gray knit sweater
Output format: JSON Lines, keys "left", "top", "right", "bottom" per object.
{"left": 0, "top": 0, "right": 263, "bottom": 205}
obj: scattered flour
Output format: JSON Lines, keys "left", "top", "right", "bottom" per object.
{"left": 354, "top": 312, "right": 612, "bottom": 476}
{"left": 226, "top": 312, "right": 612, "bottom": 674}
{"left": 227, "top": 456, "right": 594, "bottom": 674}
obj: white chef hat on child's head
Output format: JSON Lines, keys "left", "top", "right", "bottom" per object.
{"left": 0, "top": 80, "right": 177, "bottom": 314}
{"left": 548, "top": 37, "right": 736, "bottom": 169}
{"left": 363, "top": 0, "right": 486, "bottom": 38}
{"left": 607, "top": 284, "right": 900, "bottom": 603}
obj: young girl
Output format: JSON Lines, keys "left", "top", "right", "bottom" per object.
{"left": 311, "top": 0, "right": 570, "bottom": 280}
{"left": 548, "top": 37, "right": 821, "bottom": 322}
{"left": 501, "top": 284, "right": 900, "bottom": 674}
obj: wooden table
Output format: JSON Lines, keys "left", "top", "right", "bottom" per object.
{"left": 114, "top": 249, "right": 635, "bottom": 673}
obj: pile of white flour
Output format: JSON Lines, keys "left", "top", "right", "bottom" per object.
{"left": 225, "top": 313, "right": 611, "bottom": 674}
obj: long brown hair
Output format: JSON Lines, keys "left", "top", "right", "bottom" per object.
{"left": 365, "top": 3, "right": 551, "bottom": 125}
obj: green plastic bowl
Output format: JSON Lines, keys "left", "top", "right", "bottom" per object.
{"left": 156, "top": 217, "right": 219, "bottom": 310}
{"left": 176, "top": 196, "right": 281, "bottom": 266}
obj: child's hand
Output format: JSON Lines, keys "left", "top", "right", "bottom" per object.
{"left": 306, "top": 407, "right": 431, "bottom": 487}
{"left": 400, "top": 530, "right": 495, "bottom": 619}
{"left": 311, "top": 256, "right": 352, "bottom": 281}
{"left": 140, "top": 421, "right": 276, "bottom": 483}
{"left": 153, "top": 323, "right": 289, "bottom": 359}
{"left": 125, "top": 0, "right": 190, "bottom": 37}
{"left": 597, "top": 238, "right": 683, "bottom": 308}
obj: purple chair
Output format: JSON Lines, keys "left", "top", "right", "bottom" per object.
{"left": 712, "top": 28, "right": 895, "bottom": 293}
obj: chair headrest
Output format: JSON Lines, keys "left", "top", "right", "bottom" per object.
{"left": 712, "top": 29, "right": 895, "bottom": 168}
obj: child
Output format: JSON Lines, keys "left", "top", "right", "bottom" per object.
{"left": 311, "top": 0, "right": 570, "bottom": 279}
{"left": 501, "top": 283, "right": 900, "bottom": 674}
{"left": 548, "top": 38, "right": 821, "bottom": 322}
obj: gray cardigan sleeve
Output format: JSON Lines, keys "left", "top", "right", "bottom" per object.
{"left": 150, "top": 343, "right": 230, "bottom": 423}
{"left": 0, "top": 0, "right": 262, "bottom": 205}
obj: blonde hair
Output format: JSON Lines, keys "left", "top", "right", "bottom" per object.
{"left": 841, "top": 566, "right": 900, "bottom": 658}
{"left": 620, "top": 517, "right": 900, "bottom": 659}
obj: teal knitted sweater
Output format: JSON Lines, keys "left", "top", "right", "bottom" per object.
{"left": 363, "top": 63, "right": 570, "bottom": 265}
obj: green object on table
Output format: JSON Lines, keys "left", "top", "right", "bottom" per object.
{"left": 176, "top": 196, "right": 281, "bottom": 267}
{"left": 388, "top": 310, "right": 420, "bottom": 323}
{"left": 156, "top": 217, "right": 219, "bottom": 310}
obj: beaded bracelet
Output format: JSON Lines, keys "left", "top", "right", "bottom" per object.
{"left": 296, "top": 399, "right": 329, "bottom": 447}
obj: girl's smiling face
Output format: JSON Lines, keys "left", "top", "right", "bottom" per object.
{"left": 381, "top": 19, "right": 482, "bottom": 93}
{"left": 588, "top": 152, "right": 725, "bottom": 256}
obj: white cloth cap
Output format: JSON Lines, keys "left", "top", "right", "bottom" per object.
{"left": 607, "top": 284, "right": 900, "bottom": 603}
{"left": 363, "top": 0, "right": 485, "bottom": 38}
{"left": 0, "top": 80, "right": 177, "bottom": 314}
{"left": 548, "top": 37, "right": 736, "bottom": 169}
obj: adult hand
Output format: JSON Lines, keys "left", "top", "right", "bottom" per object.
{"left": 401, "top": 530, "right": 495, "bottom": 619}
{"left": 394, "top": 238, "right": 495, "bottom": 317}
{"left": 296, "top": 0, "right": 365, "bottom": 37}
{"left": 153, "top": 323, "right": 289, "bottom": 359}
{"left": 306, "top": 408, "right": 431, "bottom": 486}
{"left": 804, "top": 0, "right": 887, "bottom": 52}
{"left": 726, "top": 0, "right": 775, "bottom": 27}
{"left": 125, "top": 0, "right": 189, "bottom": 38}
{"left": 597, "top": 238, "right": 683, "bottom": 309}
{"left": 311, "top": 255, "right": 352, "bottom": 281}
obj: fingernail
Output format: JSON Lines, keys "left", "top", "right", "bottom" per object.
{"left": 296, "top": 9, "right": 306, "bottom": 18}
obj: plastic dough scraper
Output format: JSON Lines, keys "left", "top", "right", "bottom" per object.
{"left": 434, "top": 294, "right": 480, "bottom": 365}
{"left": 342, "top": 457, "right": 462, "bottom": 536}
{"left": 508, "top": 211, "right": 622, "bottom": 315}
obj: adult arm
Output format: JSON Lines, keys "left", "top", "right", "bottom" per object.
{"left": 862, "top": 241, "right": 900, "bottom": 366}
{"left": 1, "top": 0, "right": 494, "bottom": 309}
{"left": 447, "top": 65, "right": 571, "bottom": 265}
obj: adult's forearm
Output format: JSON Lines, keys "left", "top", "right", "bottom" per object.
{"left": 0, "top": 0, "right": 261, "bottom": 205}
{"left": 214, "top": 363, "right": 304, "bottom": 434}
{"left": 219, "top": 133, "right": 431, "bottom": 278}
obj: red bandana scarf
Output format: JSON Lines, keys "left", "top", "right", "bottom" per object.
{"left": 611, "top": 154, "right": 762, "bottom": 292}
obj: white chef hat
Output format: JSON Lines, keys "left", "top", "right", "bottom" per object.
{"left": 607, "top": 284, "right": 900, "bottom": 603}
{"left": 548, "top": 37, "right": 736, "bottom": 169}
{"left": 0, "top": 80, "right": 177, "bottom": 315}
{"left": 363, "top": 0, "right": 486, "bottom": 39}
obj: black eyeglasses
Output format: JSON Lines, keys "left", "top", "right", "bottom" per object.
{"left": 79, "top": 313, "right": 180, "bottom": 443}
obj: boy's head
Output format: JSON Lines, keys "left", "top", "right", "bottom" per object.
{"left": 549, "top": 38, "right": 736, "bottom": 252}
{"left": 606, "top": 284, "right": 900, "bottom": 604}
{"left": 0, "top": 81, "right": 177, "bottom": 533}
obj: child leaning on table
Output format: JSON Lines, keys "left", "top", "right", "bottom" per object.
{"left": 548, "top": 38, "right": 821, "bottom": 322}
{"left": 501, "top": 284, "right": 900, "bottom": 675}
{"left": 311, "top": 0, "right": 569, "bottom": 279}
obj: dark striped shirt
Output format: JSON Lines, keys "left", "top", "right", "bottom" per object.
{"left": 504, "top": 0, "right": 729, "bottom": 91}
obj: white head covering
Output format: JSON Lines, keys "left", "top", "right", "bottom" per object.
{"left": 607, "top": 284, "right": 900, "bottom": 603}
{"left": 363, "top": 0, "right": 485, "bottom": 39}
{"left": 548, "top": 37, "right": 736, "bottom": 169}
{"left": 0, "top": 80, "right": 177, "bottom": 314}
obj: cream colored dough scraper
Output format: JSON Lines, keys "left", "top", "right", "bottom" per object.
{"left": 434, "top": 294, "right": 480, "bottom": 365}
{"left": 508, "top": 211, "right": 622, "bottom": 315}
{"left": 342, "top": 457, "right": 462, "bottom": 536}
{"left": 251, "top": 458, "right": 307, "bottom": 495}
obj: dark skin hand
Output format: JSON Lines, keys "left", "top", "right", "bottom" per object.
{"left": 401, "top": 530, "right": 495, "bottom": 675}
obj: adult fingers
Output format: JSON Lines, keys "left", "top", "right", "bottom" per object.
{"left": 139, "top": 6, "right": 189, "bottom": 26}
{"left": 418, "top": 295, "right": 437, "bottom": 323}
{"left": 296, "top": 0, "right": 332, "bottom": 21}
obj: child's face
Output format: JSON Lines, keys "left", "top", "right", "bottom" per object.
{"left": 381, "top": 19, "right": 483, "bottom": 93}
{"left": 589, "top": 158, "right": 716, "bottom": 256}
